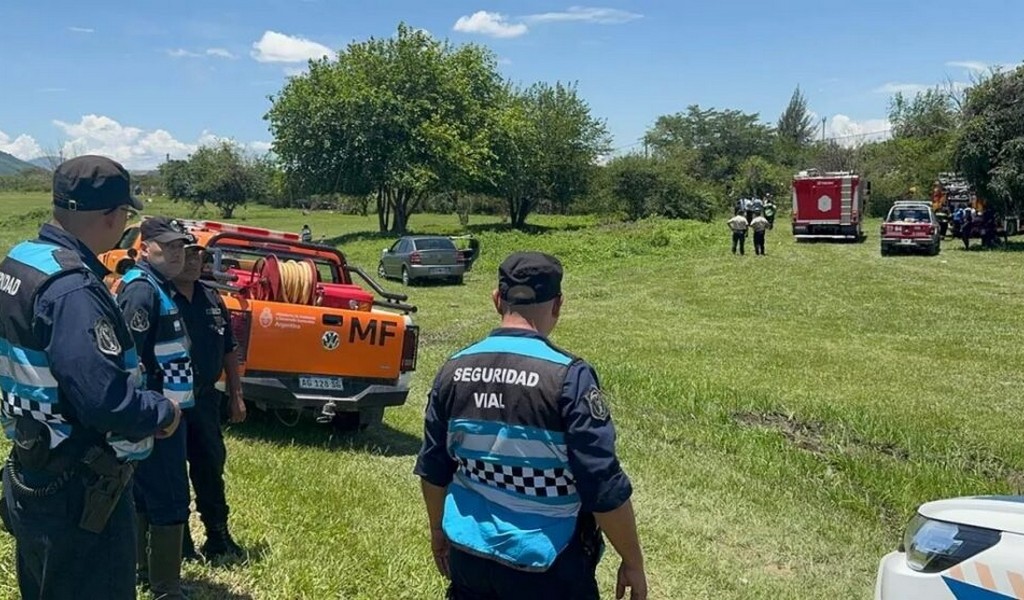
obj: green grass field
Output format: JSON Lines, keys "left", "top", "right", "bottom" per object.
{"left": 0, "top": 192, "right": 1023, "bottom": 599}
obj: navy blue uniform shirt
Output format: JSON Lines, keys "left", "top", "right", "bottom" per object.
{"left": 172, "top": 281, "right": 236, "bottom": 394}
{"left": 32, "top": 224, "right": 175, "bottom": 438}
{"left": 416, "top": 327, "right": 633, "bottom": 514}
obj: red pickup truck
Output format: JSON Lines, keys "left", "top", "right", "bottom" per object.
{"left": 880, "top": 201, "right": 941, "bottom": 256}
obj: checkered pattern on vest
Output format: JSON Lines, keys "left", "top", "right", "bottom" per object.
{"left": 458, "top": 456, "right": 576, "bottom": 498}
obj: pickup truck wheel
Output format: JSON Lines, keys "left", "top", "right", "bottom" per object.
{"left": 880, "top": 246, "right": 889, "bottom": 256}
{"left": 452, "top": 275, "right": 464, "bottom": 285}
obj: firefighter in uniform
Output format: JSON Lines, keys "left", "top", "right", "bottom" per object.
{"left": 170, "top": 242, "right": 246, "bottom": 561}
{"left": 414, "top": 252, "right": 648, "bottom": 600}
{"left": 115, "top": 217, "right": 195, "bottom": 598}
{"left": 0, "top": 155, "right": 181, "bottom": 599}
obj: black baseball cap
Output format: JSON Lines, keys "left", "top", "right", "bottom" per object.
{"left": 140, "top": 217, "right": 191, "bottom": 244}
{"left": 498, "top": 252, "right": 563, "bottom": 305}
{"left": 52, "top": 155, "right": 143, "bottom": 212}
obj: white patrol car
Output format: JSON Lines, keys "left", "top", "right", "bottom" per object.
{"left": 875, "top": 495, "right": 1024, "bottom": 599}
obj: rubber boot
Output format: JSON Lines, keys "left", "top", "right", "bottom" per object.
{"left": 201, "top": 522, "right": 243, "bottom": 560}
{"left": 148, "top": 524, "right": 190, "bottom": 600}
{"left": 136, "top": 512, "right": 150, "bottom": 589}
{"left": 181, "top": 524, "right": 200, "bottom": 562}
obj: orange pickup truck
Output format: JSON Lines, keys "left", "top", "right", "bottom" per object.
{"left": 99, "top": 218, "right": 419, "bottom": 432}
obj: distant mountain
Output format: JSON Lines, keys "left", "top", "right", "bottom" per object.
{"left": 0, "top": 151, "right": 46, "bottom": 176}
{"left": 27, "top": 157, "right": 58, "bottom": 171}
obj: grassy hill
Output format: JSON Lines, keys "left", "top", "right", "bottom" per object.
{"left": 0, "top": 193, "right": 1022, "bottom": 599}
{"left": 0, "top": 151, "right": 45, "bottom": 176}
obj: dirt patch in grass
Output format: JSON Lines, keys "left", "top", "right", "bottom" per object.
{"left": 733, "top": 410, "right": 911, "bottom": 461}
{"left": 733, "top": 410, "right": 1024, "bottom": 490}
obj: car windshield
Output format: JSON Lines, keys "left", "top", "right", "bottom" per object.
{"left": 413, "top": 238, "right": 456, "bottom": 251}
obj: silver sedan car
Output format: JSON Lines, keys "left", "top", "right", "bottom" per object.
{"left": 377, "top": 235, "right": 466, "bottom": 285}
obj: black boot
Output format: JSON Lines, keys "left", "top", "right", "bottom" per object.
{"left": 182, "top": 523, "right": 200, "bottom": 562}
{"left": 149, "top": 524, "right": 190, "bottom": 600}
{"left": 201, "top": 522, "right": 243, "bottom": 560}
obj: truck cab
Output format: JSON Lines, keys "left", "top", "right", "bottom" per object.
{"left": 100, "top": 218, "right": 420, "bottom": 432}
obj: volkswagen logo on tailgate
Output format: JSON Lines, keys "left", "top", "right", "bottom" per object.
{"left": 321, "top": 330, "right": 340, "bottom": 350}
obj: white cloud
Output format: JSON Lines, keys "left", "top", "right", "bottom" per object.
{"left": 68, "top": 26, "right": 94, "bottom": 33}
{"left": 453, "top": 11, "right": 529, "bottom": 38}
{"left": 249, "top": 141, "right": 273, "bottom": 154}
{"left": 873, "top": 82, "right": 930, "bottom": 95}
{"left": 523, "top": 6, "right": 643, "bottom": 24}
{"left": 206, "top": 48, "right": 236, "bottom": 59}
{"left": 251, "top": 30, "right": 333, "bottom": 63}
{"left": 167, "top": 48, "right": 202, "bottom": 58}
{"left": 824, "top": 115, "right": 892, "bottom": 147}
{"left": 946, "top": 60, "right": 989, "bottom": 73}
{"left": 0, "top": 130, "right": 43, "bottom": 160}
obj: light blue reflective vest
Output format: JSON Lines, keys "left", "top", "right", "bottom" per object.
{"left": 0, "top": 240, "right": 153, "bottom": 461}
{"left": 119, "top": 267, "right": 195, "bottom": 409}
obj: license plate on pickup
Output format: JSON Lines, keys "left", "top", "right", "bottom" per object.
{"left": 298, "top": 376, "right": 344, "bottom": 391}
{"left": 899, "top": 239, "right": 915, "bottom": 245}
{"left": 430, "top": 267, "right": 450, "bottom": 275}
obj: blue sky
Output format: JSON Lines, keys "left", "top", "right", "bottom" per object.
{"left": 1, "top": 1, "right": 1021, "bottom": 169}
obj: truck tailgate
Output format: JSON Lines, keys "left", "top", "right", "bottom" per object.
{"left": 234, "top": 300, "right": 409, "bottom": 380}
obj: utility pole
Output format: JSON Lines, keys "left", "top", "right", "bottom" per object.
{"left": 821, "top": 117, "right": 827, "bottom": 143}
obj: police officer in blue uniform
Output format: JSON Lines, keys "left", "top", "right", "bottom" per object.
{"left": 0, "top": 155, "right": 181, "bottom": 599}
{"left": 415, "top": 252, "right": 648, "bottom": 600}
{"left": 169, "top": 242, "right": 246, "bottom": 561}
{"left": 115, "top": 216, "right": 195, "bottom": 598}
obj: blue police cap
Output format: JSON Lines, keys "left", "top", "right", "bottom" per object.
{"left": 498, "top": 252, "right": 563, "bottom": 305}
{"left": 52, "top": 155, "right": 143, "bottom": 212}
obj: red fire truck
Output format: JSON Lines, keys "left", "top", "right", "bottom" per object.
{"left": 791, "top": 169, "right": 870, "bottom": 242}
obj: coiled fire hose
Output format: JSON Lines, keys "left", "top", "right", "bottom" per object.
{"left": 247, "top": 255, "right": 319, "bottom": 305}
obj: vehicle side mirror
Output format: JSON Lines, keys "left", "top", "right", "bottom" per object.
{"left": 382, "top": 248, "right": 389, "bottom": 256}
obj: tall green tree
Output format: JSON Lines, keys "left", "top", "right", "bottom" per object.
{"left": 264, "top": 23, "right": 502, "bottom": 232}
{"left": 777, "top": 86, "right": 816, "bottom": 146}
{"left": 643, "top": 105, "right": 774, "bottom": 182}
{"left": 888, "top": 87, "right": 960, "bottom": 139}
{"left": 489, "top": 82, "right": 609, "bottom": 229}
{"left": 955, "top": 65, "right": 1024, "bottom": 214}
{"left": 159, "top": 141, "right": 270, "bottom": 218}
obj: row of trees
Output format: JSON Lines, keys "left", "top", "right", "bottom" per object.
{"left": 12, "top": 22, "right": 1020, "bottom": 230}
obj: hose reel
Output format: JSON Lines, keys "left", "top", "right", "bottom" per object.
{"left": 246, "top": 254, "right": 320, "bottom": 305}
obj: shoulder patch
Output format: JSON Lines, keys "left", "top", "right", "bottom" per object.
{"left": 584, "top": 385, "right": 609, "bottom": 421}
{"left": 129, "top": 308, "right": 150, "bottom": 332}
{"left": 94, "top": 317, "right": 122, "bottom": 356}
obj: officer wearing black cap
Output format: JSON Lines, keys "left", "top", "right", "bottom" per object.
{"left": 115, "top": 216, "right": 195, "bottom": 598}
{"left": 415, "top": 251, "right": 648, "bottom": 600}
{"left": 0, "top": 155, "right": 181, "bottom": 599}
{"left": 169, "top": 241, "right": 246, "bottom": 562}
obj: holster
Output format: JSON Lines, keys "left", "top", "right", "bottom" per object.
{"left": 77, "top": 446, "right": 134, "bottom": 534}
{"left": 576, "top": 512, "right": 605, "bottom": 567}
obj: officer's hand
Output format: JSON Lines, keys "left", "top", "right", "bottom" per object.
{"left": 155, "top": 401, "right": 181, "bottom": 439}
{"left": 228, "top": 392, "right": 247, "bottom": 424}
{"left": 616, "top": 561, "right": 648, "bottom": 600}
{"left": 430, "top": 527, "right": 450, "bottom": 580}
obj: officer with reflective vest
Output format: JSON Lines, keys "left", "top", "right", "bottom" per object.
{"left": 115, "top": 216, "right": 195, "bottom": 598}
{"left": 170, "top": 242, "right": 246, "bottom": 562}
{"left": 415, "top": 252, "right": 648, "bottom": 600}
{"left": 0, "top": 155, "right": 181, "bottom": 599}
